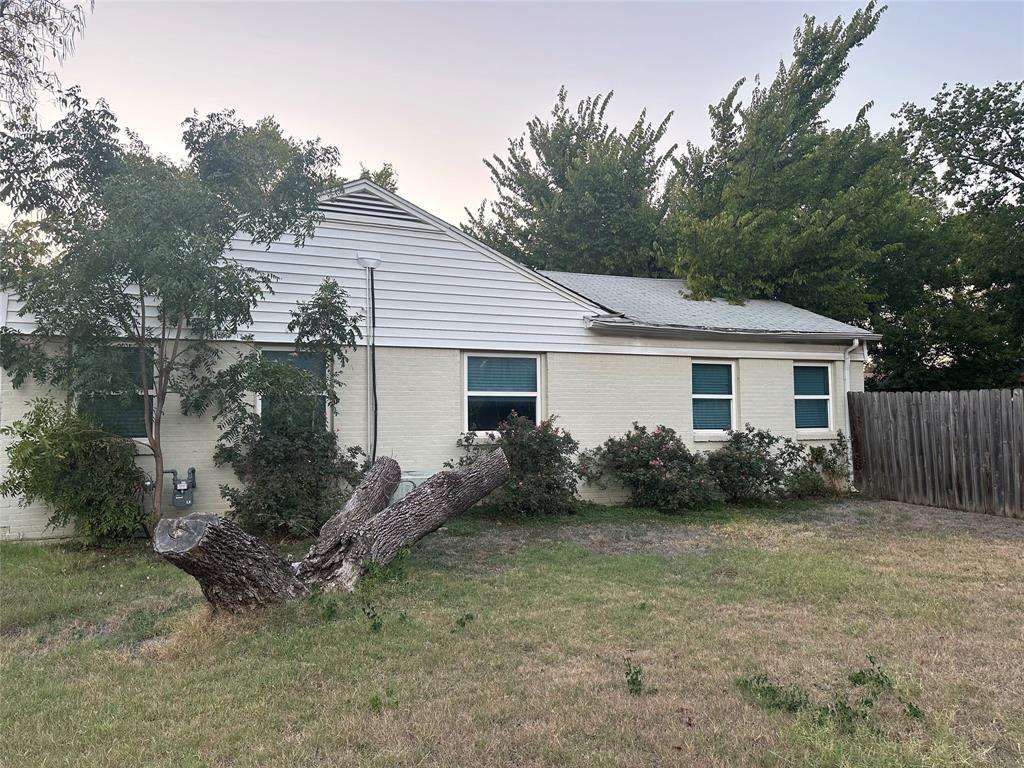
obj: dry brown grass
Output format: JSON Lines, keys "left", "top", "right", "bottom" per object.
{"left": 2, "top": 499, "right": 1022, "bottom": 767}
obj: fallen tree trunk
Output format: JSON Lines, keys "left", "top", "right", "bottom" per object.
{"left": 153, "top": 449, "right": 509, "bottom": 610}
{"left": 153, "top": 514, "right": 308, "bottom": 613}
{"left": 294, "top": 456, "right": 402, "bottom": 586}
{"left": 315, "top": 447, "right": 511, "bottom": 592}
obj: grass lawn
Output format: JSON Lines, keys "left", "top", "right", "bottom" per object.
{"left": 2, "top": 500, "right": 1022, "bottom": 767}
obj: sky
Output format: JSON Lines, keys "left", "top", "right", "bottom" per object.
{"left": 39, "top": 0, "right": 1024, "bottom": 224}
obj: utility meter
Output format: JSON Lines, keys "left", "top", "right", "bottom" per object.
{"left": 166, "top": 467, "right": 197, "bottom": 509}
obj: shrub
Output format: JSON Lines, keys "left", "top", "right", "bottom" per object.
{"left": 0, "top": 399, "right": 146, "bottom": 544}
{"left": 706, "top": 425, "right": 850, "bottom": 503}
{"left": 705, "top": 425, "right": 792, "bottom": 503}
{"left": 577, "top": 423, "right": 721, "bottom": 512}
{"left": 448, "top": 413, "right": 579, "bottom": 516}
{"left": 215, "top": 421, "right": 367, "bottom": 538}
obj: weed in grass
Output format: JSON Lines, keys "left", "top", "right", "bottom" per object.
{"left": 363, "top": 546, "right": 413, "bottom": 585}
{"left": 736, "top": 674, "right": 811, "bottom": 713}
{"left": 362, "top": 602, "right": 383, "bottom": 633}
{"left": 624, "top": 657, "right": 645, "bottom": 696}
{"left": 368, "top": 687, "right": 398, "bottom": 714}
{"left": 737, "top": 656, "right": 924, "bottom": 734}
{"left": 308, "top": 588, "right": 342, "bottom": 622}
{"left": 452, "top": 612, "right": 475, "bottom": 632}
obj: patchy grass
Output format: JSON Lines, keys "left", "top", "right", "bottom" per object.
{"left": 2, "top": 500, "right": 1023, "bottom": 767}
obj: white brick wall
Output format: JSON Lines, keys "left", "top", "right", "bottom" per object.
{"left": 1, "top": 345, "right": 864, "bottom": 538}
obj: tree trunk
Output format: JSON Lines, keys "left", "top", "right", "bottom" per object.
{"left": 153, "top": 513, "right": 307, "bottom": 613}
{"left": 294, "top": 456, "right": 402, "bottom": 586}
{"left": 314, "top": 448, "right": 511, "bottom": 592}
{"left": 153, "top": 449, "right": 509, "bottom": 610}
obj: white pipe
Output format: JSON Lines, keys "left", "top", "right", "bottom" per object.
{"left": 843, "top": 338, "right": 861, "bottom": 489}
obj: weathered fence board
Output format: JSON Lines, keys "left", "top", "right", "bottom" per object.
{"left": 849, "top": 388, "right": 1024, "bottom": 518}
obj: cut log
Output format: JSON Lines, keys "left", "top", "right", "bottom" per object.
{"left": 316, "top": 448, "right": 511, "bottom": 592}
{"left": 153, "top": 514, "right": 307, "bottom": 613}
{"left": 294, "top": 456, "right": 402, "bottom": 585}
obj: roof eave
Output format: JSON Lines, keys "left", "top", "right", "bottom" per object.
{"left": 586, "top": 317, "right": 882, "bottom": 344}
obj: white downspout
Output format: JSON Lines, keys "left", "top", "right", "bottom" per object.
{"left": 843, "top": 338, "right": 861, "bottom": 490}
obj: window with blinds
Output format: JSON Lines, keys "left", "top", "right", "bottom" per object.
{"left": 78, "top": 347, "right": 152, "bottom": 439}
{"left": 260, "top": 350, "right": 328, "bottom": 429}
{"left": 692, "top": 362, "right": 734, "bottom": 431}
{"left": 465, "top": 355, "right": 538, "bottom": 432}
{"left": 794, "top": 365, "right": 831, "bottom": 429}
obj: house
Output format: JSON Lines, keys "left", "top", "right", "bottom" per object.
{"left": 0, "top": 180, "right": 878, "bottom": 539}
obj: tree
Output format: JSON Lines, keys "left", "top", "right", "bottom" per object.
{"left": 358, "top": 162, "right": 398, "bottom": 192}
{"left": 0, "top": 0, "right": 92, "bottom": 116}
{"left": 181, "top": 278, "right": 366, "bottom": 537}
{"left": 887, "top": 82, "right": 1024, "bottom": 387}
{"left": 465, "top": 87, "right": 676, "bottom": 276}
{"left": 665, "top": 2, "right": 940, "bottom": 325}
{"left": 0, "top": 93, "right": 341, "bottom": 526}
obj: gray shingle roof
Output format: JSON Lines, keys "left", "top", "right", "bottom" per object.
{"left": 540, "top": 271, "right": 878, "bottom": 339}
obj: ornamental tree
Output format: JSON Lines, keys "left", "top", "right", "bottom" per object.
{"left": 0, "top": 92, "right": 340, "bottom": 526}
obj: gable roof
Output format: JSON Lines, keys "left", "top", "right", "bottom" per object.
{"left": 323, "top": 181, "right": 608, "bottom": 315}
{"left": 541, "top": 271, "right": 881, "bottom": 342}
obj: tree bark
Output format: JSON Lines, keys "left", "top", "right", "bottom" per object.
{"left": 153, "top": 513, "right": 307, "bottom": 613}
{"left": 153, "top": 449, "right": 510, "bottom": 610}
{"left": 294, "top": 456, "right": 402, "bottom": 586}
{"left": 315, "top": 448, "right": 511, "bottom": 592}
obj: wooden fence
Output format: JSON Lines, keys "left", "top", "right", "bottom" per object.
{"left": 848, "top": 389, "right": 1024, "bottom": 518}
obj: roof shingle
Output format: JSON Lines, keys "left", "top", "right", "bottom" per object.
{"left": 540, "top": 271, "right": 876, "bottom": 339}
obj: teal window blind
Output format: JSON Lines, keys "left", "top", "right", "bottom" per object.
{"left": 466, "top": 356, "right": 538, "bottom": 431}
{"left": 79, "top": 347, "right": 152, "bottom": 438}
{"left": 794, "top": 365, "right": 830, "bottom": 429}
{"left": 794, "top": 366, "right": 829, "bottom": 396}
{"left": 467, "top": 356, "right": 537, "bottom": 392}
{"left": 692, "top": 363, "right": 733, "bottom": 431}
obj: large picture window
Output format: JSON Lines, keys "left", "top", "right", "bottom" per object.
{"left": 79, "top": 348, "right": 152, "bottom": 439}
{"left": 465, "top": 354, "right": 539, "bottom": 432}
{"left": 794, "top": 364, "right": 831, "bottom": 430}
{"left": 692, "top": 362, "right": 734, "bottom": 432}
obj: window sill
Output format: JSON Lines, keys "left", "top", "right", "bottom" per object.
{"left": 795, "top": 429, "right": 836, "bottom": 439}
{"left": 693, "top": 431, "right": 732, "bottom": 443}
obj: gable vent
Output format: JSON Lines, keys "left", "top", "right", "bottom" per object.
{"left": 319, "top": 191, "right": 427, "bottom": 225}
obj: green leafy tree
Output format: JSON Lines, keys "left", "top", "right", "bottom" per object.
{"left": 0, "top": 92, "right": 340, "bottom": 525}
{"left": 887, "top": 82, "right": 1024, "bottom": 388}
{"left": 0, "top": 0, "right": 91, "bottom": 116}
{"left": 465, "top": 87, "right": 676, "bottom": 276}
{"left": 183, "top": 278, "right": 366, "bottom": 537}
{"left": 666, "top": 2, "right": 940, "bottom": 326}
{"left": 358, "top": 162, "right": 398, "bottom": 192}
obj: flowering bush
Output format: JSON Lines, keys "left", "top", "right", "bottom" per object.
{"left": 706, "top": 425, "right": 849, "bottom": 503}
{"left": 448, "top": 413, "right": 579, "bottom": 516}
{"left": 578, "top": 423, "right": 721, "bottom": 512}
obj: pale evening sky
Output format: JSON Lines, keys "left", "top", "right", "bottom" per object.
{"left": 42, "top": 0, "right": 1024, "bottom": 225}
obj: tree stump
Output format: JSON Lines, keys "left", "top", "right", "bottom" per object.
{"left": 153, "top": 514, "right": 307, "bottom": 613}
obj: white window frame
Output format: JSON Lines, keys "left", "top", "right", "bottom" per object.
{"left": 793, "top": 362, "right": 833, "bottom": 432}
{"left": 691, "top": 359, "right": 737, "bottom": 440}
{"left": 255, "top": 348, "right": 332, "bottom": 426}
{"left": 463, "top": 352, "right": 541, "bottom": 435}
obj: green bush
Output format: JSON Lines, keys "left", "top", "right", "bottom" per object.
{"left": 706, "top": 425, "right": 849, "bottom": 504}
{"left": 577, "top": 423, "right": 721, "bottom": 512}
{"left": 0, "top": 399, "right": 146, "bottom": 543}
{"left": 215, "top": 420, "right": 367, "bottom": 538}
{"left": 448, "top": 413, "right": 579, "bottom": 516}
